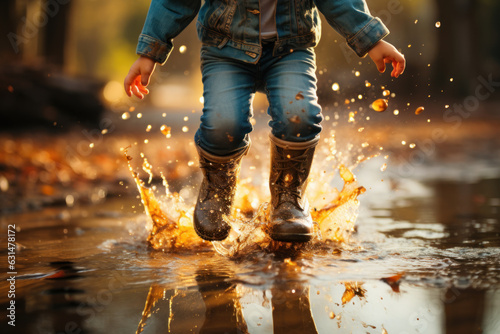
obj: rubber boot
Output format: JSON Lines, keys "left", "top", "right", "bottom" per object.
{"left": 269, "top": 134, "right": 319, "bottom": 242}
{"left": 194, "top": 146, "right": 247, "bottom": 241}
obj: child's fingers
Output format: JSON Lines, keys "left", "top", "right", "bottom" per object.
{"left": 373, "top": 58, "right": 387, "bottom": 73}
{"left": 391, "top": 64, "right": 398, "bottom": 78}
{"left": 383, "top": 55, "right": 405, "bottom": 78}
{"left": 125, "top": 85, "right": 132, "bottom": 97}
{"left": 124, "top": 74, "right": 135, "bottom": 97}
{"left": 397, "top": 58, "right": 406, "bottom": 76}
{"left": 137, "top": 83, "right": 149, "bottom": 95}
{"left": 131, "top": 84, "right": 145, "bottom": 99}
{"left": 133, "top": 76, "right": 150, "bottom": 97}
{"left": 134, "top": 76, "right": 148, "bottom": 93}
{"left": 391, "top": 58, "right": 405, "bottom": 78}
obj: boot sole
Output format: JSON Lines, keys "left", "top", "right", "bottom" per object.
{"left": 194, "top": 223, "right": 229, "bottom": 241}
{"left": 269, "top": 232, "right": 313, "bottom": 243}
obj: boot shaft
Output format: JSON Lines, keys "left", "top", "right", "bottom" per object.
{"left": 194, "top": 145, "right": 248, "bottom": 241}
{"left": 269, "top": 135, "right": 319, "bottom": 209}
{"left": 197, "top": 146, "right": 247, "bottom": 202}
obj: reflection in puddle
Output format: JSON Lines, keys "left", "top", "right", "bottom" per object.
{"left": 133, "top": 266, "right": 451, "bottom": 334}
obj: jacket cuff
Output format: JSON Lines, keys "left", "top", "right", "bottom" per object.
{"left": 136, "top": 34, "right": 173, "bottom": 65}
{"left": 347, "top": 17, "right": 389, "bottom": 57}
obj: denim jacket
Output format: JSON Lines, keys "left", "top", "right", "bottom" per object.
{"left": 137, "top": 0, "right": 389, "bottom": 64}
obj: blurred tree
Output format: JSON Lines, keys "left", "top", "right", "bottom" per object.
{"left": 42, "top": 0, "right": 73, "bottom": 67}
{"left": 0, "top": 0, "right": 18, "bottom": 62}
{"left": 434, "top": 0, "right": 479, "bottom": 96}
{"left": 434, "top": 0, "right": 500, "bottom": 96}
{"left": 0, "top": 0, "right": 73, "bottom": 68}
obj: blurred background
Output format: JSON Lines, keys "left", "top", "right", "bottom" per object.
{"left": 1, "top": 0, "right": 500, "bottom": 210}
{"left": 1, "top": 0, "right": 500, "bottom": 127}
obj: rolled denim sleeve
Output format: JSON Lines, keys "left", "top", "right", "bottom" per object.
{"left": 137, "top": 0, "right": 201, "bottom": 65}
{"left": 314, "top": 0, "right": 389, "bottom": 57}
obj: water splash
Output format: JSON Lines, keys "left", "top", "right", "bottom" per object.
{"left": 124, "top": 135, "right": 366, "bottom": 256}
{"left": 341, "top": 282, "right": 366, "bottom": 305}
{"left": 124, "top": 147, "right": 207, "bottom": 251}
{"left": 311, "top": 165, "right": 366, "bottom": 242}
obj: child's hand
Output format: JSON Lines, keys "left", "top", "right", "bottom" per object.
{"left": 368, "top": 40, "right": 405, "bottom": 78}
{"left": 124, "top": 56, "right": 157, "bottom": 99}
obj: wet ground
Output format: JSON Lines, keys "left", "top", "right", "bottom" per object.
{"left": 1, "top": 102, "right": 500, "bottom": 334}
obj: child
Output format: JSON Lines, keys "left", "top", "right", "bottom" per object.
{"left": 124, "top": 0, "right": 405, "bottom": 242}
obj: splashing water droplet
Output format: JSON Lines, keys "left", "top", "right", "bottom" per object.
{"left": 179, "top": 45, "right": 187, "bottom": 54}
{"left": 348, "top": 112, "right": 356, "bottom": 123}
{"left": 339, "top": 164, "right": 355, "bottom": 183}
{"left": 122, "top": 112, "right": 130, "bottom": 120}
{"left": 331, "top": 83, "right": 340, "bottom": 91}
{"left": 415, "top": 106, "right": 425, "bottom": 115}
{"left": 142, "top": 157, "right": 153, "bottom": 184}
{"left": 371, "top": 99, "right": 388, "bottom": 112}
{"left": 182, "top": 126, "right": 189, "bottom": 132}
{"left": 435, "top": 21, "right": 441, "bottom": 28}
{"left": 160, "top": 125, "right": 171, "bottom": 138}
{"left": 380, "top": 163, "right": 387, "bottom": 172}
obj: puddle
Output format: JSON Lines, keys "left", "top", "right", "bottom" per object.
{"left": 1, "top": 115, "right": 500, "bottom": 333}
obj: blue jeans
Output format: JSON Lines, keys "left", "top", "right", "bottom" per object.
{"left": 195, "top": 43, "right": 323, "bottom": 156}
